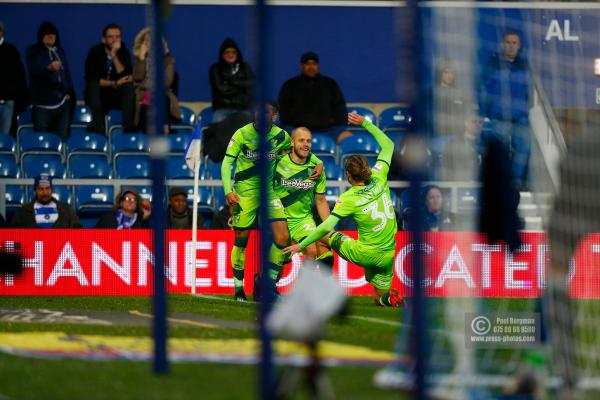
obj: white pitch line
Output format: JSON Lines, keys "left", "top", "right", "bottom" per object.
{"left": 347, "top": 315, "right": 405, "bottom": 327}
{"left": 192, "top": 294, "right": 246, "bottom": 304}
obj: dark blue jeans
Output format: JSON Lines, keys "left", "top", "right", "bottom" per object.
{"left": 32, "top": 102, "right": 70, "bottom": 141}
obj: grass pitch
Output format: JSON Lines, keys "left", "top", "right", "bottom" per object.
{"left": 0, "top": 295, "right": 409, "bottom": 399}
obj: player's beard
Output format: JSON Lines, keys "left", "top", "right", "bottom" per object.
{"left": 292, "top": 146, "right": 309, "bottom": 162}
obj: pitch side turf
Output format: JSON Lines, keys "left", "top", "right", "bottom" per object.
{"left": 0, "top": 295, "right": 410, "bottom": 399}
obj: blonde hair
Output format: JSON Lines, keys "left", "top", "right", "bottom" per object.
{"left": 133, "top": 27, "right": 169, "bottom": 57}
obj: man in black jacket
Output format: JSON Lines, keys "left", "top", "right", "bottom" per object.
{"left": 25, "top": 21, "right": 74, "bottom": 140}
{"left": 278, "top": 51, "right": 348, "bottom": 143}
{"left": 11, "top": 173, "right": 81, "bottom": 228}
{"left": 0, "top": 21, "right": 27, "bottom": 136}
{"left": 84, "top": 23, "right": 135, "bottom": 133}
{"left": 166, "top": 187, "right": 204, "bottom": 229}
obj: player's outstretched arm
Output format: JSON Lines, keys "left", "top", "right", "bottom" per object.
{"left": 347, "top": 112, "right": 394, "bottom": 165}
{"left": 282, "top": 215, "right": 339, "bottom": 255}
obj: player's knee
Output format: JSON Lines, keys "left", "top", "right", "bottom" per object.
{"left": 234, "top": 236, "right": 249, "bottom": 248}
{"left": 274, "top": 231, "right": 290, "bottom": 247}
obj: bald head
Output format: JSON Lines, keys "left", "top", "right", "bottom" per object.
{"left": 290, "top": 127, "right": 312, "bottom": 162}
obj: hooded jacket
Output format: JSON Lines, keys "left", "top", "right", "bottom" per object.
{"left": 25, "top": 21, "right": 74, "bottom": 106}
{"left": 209, "top": 38, "right": 254, "bottom": 111}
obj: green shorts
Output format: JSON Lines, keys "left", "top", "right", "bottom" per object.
{"left": 287, "top": 216, "right": 317, "bottom": 244}
{"left": 231, "top": 194, "right": 287, "bottom": 230}
{"left": 329, "top": 232, "right": 395, "bottom": 290}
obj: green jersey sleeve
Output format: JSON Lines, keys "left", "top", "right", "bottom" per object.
{"left": 331, "top": 192, "right": 356, "bottom": 219}
{"left": 225, "top": 129, "right": 244, "bottom": 159}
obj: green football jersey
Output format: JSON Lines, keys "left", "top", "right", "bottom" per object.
{"left": 224, "top": 123, "right": 291, "bottom": 195}
{"left": 273, "top": 153, "right": 326, "bottom": 220}
{"left": 331, "top": 159, "right": 397, "bottom": 250}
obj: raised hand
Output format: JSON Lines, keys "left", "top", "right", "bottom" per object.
{"left": 347, "top": 112, "right": 365, "bottom": 126}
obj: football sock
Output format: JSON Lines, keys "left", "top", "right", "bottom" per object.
{"left": 231, "top": 245, "right": 246, "bottom": 292}
{"left": 379, "top": 292, "right": 392, "bottom": 307}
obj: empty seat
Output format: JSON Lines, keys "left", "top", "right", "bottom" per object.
{"left": 128, "top": 186, "right": 152, "bottom": 201}
{"left": 16, "top": 107, "right": 33, "bottom": 134}
{"left": 0, "top": 133, "right": 16, "bottom": 157}
{"left": 165, "top": 156, "right": 194, "bottom": 180}
{"left": 66, "top": 133, "right": 108, "bottom": 157}
{"left": 324, "top": 186, "right": 340, "bottom": 204}
{"left": 75, "top": 185, "right": 115, "bottom": 207}
{"left": 166, "top": 132, "right": 191, "bottom": 154}
{"left": 325, "top": 163, "right": 344, "bottom": 181}
{"left": 22, "top": 154, "right": 65, "bottom": 178}
{"left": 338, "top": 133, "right": 380, "bottom": 165}
{"left": 19, "top": 131, "right": 63, "bottom": 162}
{"left": 107, "top": 109, "right": 123, "bottom": 134}
{"left": 347, "top": 106, "right": 377, "bottom": 128}
{"left": 51, "top": 185, "right": 72, "bottom": 205}
{"left": 311, "top": 134, "right": 336, "bottom": 157}
{"left": 0, "top": 155, "right": 19, "bottom": 178}
{"left": 69, "top": 154, "right": 112, "bottom": 178}
{"left": 379, "top": 107, "right": 412, "bottom": 131}
{"left": 170, "top": 106, "right": 196, "bottom": 133}
{"left": 5, "top": 185, "right": 25, "bottom": 213}
{"left": 112, "top": 132, "right": 149, "bottom": 156}
{"left": 114, "top": 155, "right": 151, "bottom": 179}
{"left": 71, "top": 105, "right": 93, "bottom": 127}
{"left": 197, "top": 107, "right": 213, "bottom": 128}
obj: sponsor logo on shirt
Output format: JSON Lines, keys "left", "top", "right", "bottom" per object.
{"left": 280, "top": 178, "right": 316, "bottom": 190}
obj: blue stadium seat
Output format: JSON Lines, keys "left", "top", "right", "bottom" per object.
{"left": 324, "top": 187, "right": 340, "bottom": 204}
{"left": 198, "top": 107, "right": 213, "bottom": 128}
{"left": 167, "top": 132, "right": 191, "bottom": 154}
{"left": 75, "top": 185, "right": 114, "bottom": 207}
{"left": 213, "top": 189, "right": 227, "bottom": 210}
{"left": 311, "top": 134, "right": 336, "bottom": 156}
{"left": 114, "top": 155, "right": 151, "bottom": 179}
{"left": 69, "top": 154, "right": 112, "bottom": 178}
{"left": 379, "top": 107, "right": 412, "bottom": 131}
{"left": 71, "top": 105, "right": 93, "bottom": 127}
{"left": 51, "top": 185, "right": 72, "bottom": 205}
{"left": 165, "top": 156, "right": 194, "bottom": 180}
{"left": 347, "top": 106, "right": 377, "bottom": 129}
{"left": 66, "top": 133, "right": 108, "bottom": 158}
{"left": 112, "top": 133, "right": 149, "bottom": 162}
{"left": 338, "top": 133, "right": 380, "bottom": 164}
{"left": 107, "top": 109, "right": 122, "bottom": 134}
{"left": 0, "top": 133, "right": 16, "bottom": 157}
{"left": 170, "top": 106, "right": 196, "bottom": 133}
{"left": 386, "top": 131, "right": 405, "bottom": 147}
{"left": 16, "top": 107, "right": 33, "bottom": 134}
{"left": 0, "top": 155, "right": 19, "bottom": 178}
{"left": 129, "top": 186, "right": 153, "bottom": 201}
{"left": 22, "top": 154, "right": 65, "bottom": 178}
{"left": 325, "top": 163, "right": 344, "bottom": 181}
{"left": 6, "top": 185, "right": 25, "bottom": 214}
{"left": 457, "top": 187, "right": 479, "bottom": 212}
{"left": 19, "top": 131, "right": 63, "bottom": 162}
{"left": 206, "top": 159, "right": 233, "bottom": 180}
{"left": 179, "top": 186, "right": 214, "bottom": 218}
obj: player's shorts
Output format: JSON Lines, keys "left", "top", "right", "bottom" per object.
{"left": 231, "top": 193, "right": 287, "bottom": 229}
{"left": 287, "top": 216, "right": 317, "bottom": 244}
{"left": 329, "top": 232, "right": 395, "bottom": 290}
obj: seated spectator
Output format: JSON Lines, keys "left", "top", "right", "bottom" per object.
{"left": 132, "top": 27, "right": 180, "bottom": 133}
{"left": 95, "top": 189, "right": 150, "bottom": 229}
{"left": 0, "top": 20, "right": 28, "bottom": 135}
{"left": 209, "top": 38, "right": 254, "bottom": 124}
{"left": 423, "top": 185, "right": 456, "bottom": 232}
{"left": 278, "top": 51, "right": 349, "bottom": 144}
{"left": 25, "top": 21, "right": 74, "bottom": 141}
{"left": 441, "top": 110, "right": 486, "bottom": 181}
{"left": 84, "top": 24, "right": 135, "bottom": 133}
{"left": 10, "top": 173, "right": 81, "bottom": 228}
{"left": 167, "top": 187, "right": 204, "bottom": 229}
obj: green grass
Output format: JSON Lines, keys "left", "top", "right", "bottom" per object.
{"left": 0, "top": 295, "right": 406, "bottom": 399}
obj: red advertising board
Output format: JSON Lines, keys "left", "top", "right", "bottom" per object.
{"left": 1, "top": 229, "right": 599, "bottom": 298}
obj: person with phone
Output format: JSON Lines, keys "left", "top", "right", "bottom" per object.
{"left": 84, "top": 23, "right": 135, "bottom": 134}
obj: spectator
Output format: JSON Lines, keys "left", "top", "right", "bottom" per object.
{"left": 429, "top": 60, "right": 467, "bottom": 137}
{"left": 441, "top": 109, "right": 486, "bottom": 181}
{"left": 132, "top": 27, "right": 181, "bottom": 133}
{"left": 423, "top": 185, "right": 456, "bottom": 232}
{"left": 278, "top": 51, "right": 349, "bottom": 143}
{"left": 209, "top": 38, "right": 254, "bottom": 124}
{"left": 166, "top": 187, "right": 204, "bottom": 229}
{"left": 84, "top": 23, "right": 135, "bottom": 133}
{"left": 480, "top": 31, "right": 531, "bottom": 189}
{"left": 95, "top": 189, "right": 150, "bottom": 229}
{"left": 10, "top": 173, "right": 81, "bottom": 228}
{"left": 0, "top": 21, "right": 27, "bottom": 135}
{"left": 25, "top": 21, "right": 74, "bottom": 141}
